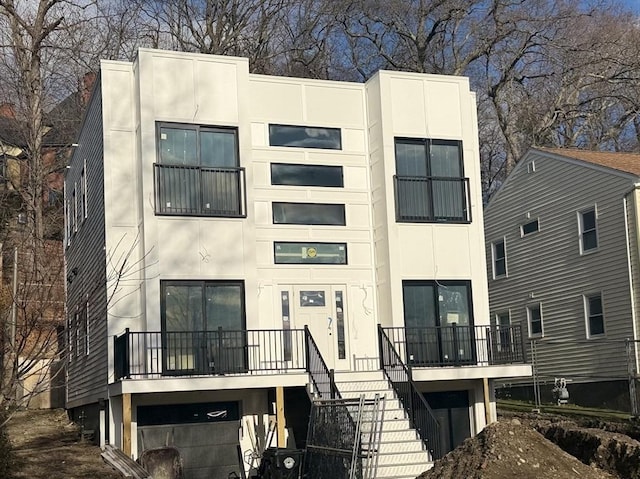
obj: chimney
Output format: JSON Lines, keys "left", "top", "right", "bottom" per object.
{"left": 0, "top": 103, "right": 16, "bottom": 119}
{"left": 81, "top": 72, "right": 97, "bottom": 107}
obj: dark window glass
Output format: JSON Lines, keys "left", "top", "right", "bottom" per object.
{"left": 587, "top": 295, "right": 604, "bottom": 336}
{"left": 581, "top": 209, "right": 598, "bottom": 251}
{"left": 274, "top": 242, "right": 347, "bottom": 264}
{"left": 300, "top": 291, "right": 326, "bottom": 307}
{"left": 272, "top": 202, "right": 345, "bottom": 225}
{"left": 271, "top": 163, "right": 343, "bottom": 187}
{"left": 138, "top": 401, "right": 240, "bottom": 426}
{"left": 156, "top": 123, "right": 243, "bottom": 217}
{"left": 521, "top": 219, "right": 539, "bottom": 236}
{"left": 269, "top": 125, "right": 341, "bottom": 149}
{"left": 402, "top": 281, "right": 474, "bottom": 366}
{"left": 528, "top": 305, "right": 542, "bottom": 336}
{"left": 394, "top": 138, "right": 467, "bottom": 222}
{"left": 496, "top": 312, "right": 512, "bottom": 351}
{"left": 493, "top": 240, "right": 506, "bottom": 277}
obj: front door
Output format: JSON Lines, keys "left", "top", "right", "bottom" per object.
{"left": 402, "top": 281, "right": 475, "bottom": 366}
{"left": 287, "top": 285, "right": 349, "bottom": 371}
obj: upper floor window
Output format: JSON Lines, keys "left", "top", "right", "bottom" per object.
{"left": 495, "top": 311, "right": 513, "bottom": 352}
{"left": 272, "top": 202, "right": 345, "bottom": 225}
{"left": 274, "top": 242, "right": 347, "bottom": 264}
{"left": 578, "top": 207, "right": 598, "bottom": 253}
{"left": 154, "top": 123, "right": 245, "bottom": 217}
{"left": 394, "top": 138, "right": 470, "bottom": 223}
{"left": 521, "top": 218, "right": 539, "bottom": 236}
{"left": 584, "top": 293, "right": 604, "bottom": 338}
{"left": 271, "top": 163, "right": 343, "bottom": 187}
{"left": 527, "top": 303, "right": 543, "bottom": 338}
{"left": 492, "top": 239, "right": 507, "bottom": 278}
{"left": 269, "top": 125, "right": 341, "bottom": 149}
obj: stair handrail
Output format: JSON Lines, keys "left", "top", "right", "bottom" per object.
{"left": 377, "top": 325, "right": 443, "bottom": 459}
{"left": 304, "top": 325, "right": 340, "bottom": 399}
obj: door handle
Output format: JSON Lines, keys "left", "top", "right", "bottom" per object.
{"left": 327, "top": 316, "right": 333, "bottom": 334}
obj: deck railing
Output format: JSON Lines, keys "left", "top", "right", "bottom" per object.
{"left": 113, "top": 328, "right": 306, "bottom": 380}
{"left": 378, "top": 325, "right": 442, "bottom": 459}
{"left": 394, "top": 176, "right": 471, "bottom": 223}
{"left": 305, "top": 325, "right": 340, "bottom": 399}
{"left": 382, "top": 324, "right": 526, "bottom": 367}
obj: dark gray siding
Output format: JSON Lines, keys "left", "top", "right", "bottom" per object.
{"left": 485, "top": 152, "right": 636, "bottom": 385}
{"left": 65, "top": 79, "right": 108, "bottom": 409}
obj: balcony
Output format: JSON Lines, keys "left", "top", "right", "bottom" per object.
{"left": 114, "top": 329, "right": 307, "bottom": 380}
{"left": 381, "top": 324, "right": 526, "bottom": 368}
{"left": 394, "top": 176, "right": 471, "bottom": 223}
{"left": 153, "top": 164, "right": 246, "bottom": 217}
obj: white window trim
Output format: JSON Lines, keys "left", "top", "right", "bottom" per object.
{"left": 82, "top": 159, "right": 88, "bottom": 220}
{"left": 527, "top": 303, "right": 543, "bottom": 338}
{"left": 491, "top": 237, "right": 508, "bottom": 279}
{"left": 520, "top": 217, "right": 540, "bottom": 237}
{"left": 583, "top": 293, "right": 605, "bottom": 339}
{"left": 577, "top": 205, "right": 598, "bottom": 255}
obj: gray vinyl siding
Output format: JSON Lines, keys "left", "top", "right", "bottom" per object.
{"left": 485, "top": 152, "right": 636, "bottom": 384}
{"left": 65, "top": 79, "right": 108, "bottom": 409}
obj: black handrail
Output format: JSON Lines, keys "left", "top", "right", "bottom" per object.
{"left": 378, "top": 325, "right": 442, "bottom": 459}
{"left": 305, "top": 325, "right": 340, "bottom": 399}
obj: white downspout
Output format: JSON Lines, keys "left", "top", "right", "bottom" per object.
{"left": 623, "top": 189, "right": 639, "bottom": 373}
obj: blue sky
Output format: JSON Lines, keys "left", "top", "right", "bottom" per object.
{"left": 621, "top": 0, "right": 640, "bottom": 13}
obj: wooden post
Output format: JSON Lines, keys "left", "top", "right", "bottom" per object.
{"left": 276, "top": 386, "right": 286, "bottom": 447}
{"left": 483, "top": 378, "right": 492, "bottom": 424}
{"left": 123, "top": 393, "right": 132, "bottom": 456}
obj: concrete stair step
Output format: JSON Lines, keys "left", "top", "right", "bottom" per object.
{"left": 360, "top": 417, "right": 409, "bottom": 431}
{"left": 375, "top": 461, "right": 431, "bottom": 477}
{"left": 335, "top": 379, "right": 390, "bottom": 391}
{"left": 377, "top": 428, "right": 420, "bottom": 443}
{"left": 376, "top": 450, "right": 431, "bottom": 465}
{"left": 333, "top": 371, "right": 385, "bottom": 382}
{"left": 377, "top": 439, "right": 426, "bottom": 454}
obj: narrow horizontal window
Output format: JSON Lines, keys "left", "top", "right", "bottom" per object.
{"left": 269, "top": 124, "right": 341, "bottom": 150}
{"left": 521, "top": 219, "right": 539, "bottom": 236}
{"left": 274, "top": 242, "right": 347, "bottom": 264}
{"left": 273, "top": 202, "right": 345, "bottom": 225}
{"left": 271, "top": 163, "right": 343, "bottom": 187}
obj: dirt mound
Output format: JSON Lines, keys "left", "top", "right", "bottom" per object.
{"left": 417, "top": 419, "right": 615, "bottom": 479}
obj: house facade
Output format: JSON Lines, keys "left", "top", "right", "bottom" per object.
{"left": 485, "top": 148, "right": 640, "bottom": 411}
{"left": 65, "top": 48, "right": 529, "bottom": 478}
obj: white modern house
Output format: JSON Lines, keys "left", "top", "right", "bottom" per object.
{"left": 64, "top": 48, "right": 530, "bottom": 478}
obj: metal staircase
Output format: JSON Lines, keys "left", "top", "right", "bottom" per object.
{"left": 335, "top": 370, "right": 434, "bottom": 479}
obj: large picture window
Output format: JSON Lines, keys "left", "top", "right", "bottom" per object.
{"left": 402, "top": 280, "right": 474, "bottom": 366}
{"left": 161, "top": 280, "right": 246, "bottom": 374}
{"left": 272, "top": 202, "right": 346, "bottom": 225}
{"left": 154, "top": 123, "right": 245, "bottom": 217}
{"left": 394, "top": 138, "right": 469, "bottom": 222}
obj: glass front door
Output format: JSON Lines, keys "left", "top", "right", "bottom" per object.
{"left": 402, "top": 281, "right": 475, "bottom": 366}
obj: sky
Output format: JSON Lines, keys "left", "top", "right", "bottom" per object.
{"left": 621, "top": 0, "right": 640, "bottom": 13}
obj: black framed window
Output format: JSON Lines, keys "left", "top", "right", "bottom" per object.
{"left": 579, "top": 208, "right": 598, "bottom": 253}
{"left": 521, "top": 219, "right": 539, "bottom": 236}
{"left": 155, "top": 123, "right": 245, "bottom": 217}
{"left": 272, "top": 202, "right": 345, "bottom": 225}
{"left": 402, "top": 280, "right": 475, "bottom": 366}
{"left": 492, "top": 239, "right": 507, "bottom": 278}
{"left": 394, "top": 138, "right": 469, "bottom": 222}
{"left": 161, "top": 280, "right": 246, "bottom": 374}
{"left": 527, "top": 304, "right": 543, "bottom": 337}
{"left": 271, "top": 163, "right": 343, "bottom": 187}
{"left": 274, "top": 242, "right": 347, "bottom": 264}
{"left": 269, "top": 124, "right": 341, "bottom": 149}
{"left": 584, "top": 294, "right": 604, "bottom": 337}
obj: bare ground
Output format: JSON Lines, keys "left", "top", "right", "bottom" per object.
{"left": 6, "top": 409, "right": 121, "bottom": 479}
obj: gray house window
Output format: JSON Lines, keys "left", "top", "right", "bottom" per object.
{"left": 273, "top": 202, "right": 345, "bottom": 225}
{"left": 584, "top": 293, "right": 604, "bottom": 338}
{"left": 271, "top": 163, "right": 343, "bottom": 187}
{"left": 492, "top": 239, "right": 507, "bottom": 278}
{"left": 579, "top": 207, "right": 598, "bottom": 253}
{"left": 269, "top": 125, "right": 341, "bottom": 149}
{"left": 527, "top": 303, "right": 543, "bottom": 338}
{"left": 521, "top": 218, "right": 539, "bottom": 236}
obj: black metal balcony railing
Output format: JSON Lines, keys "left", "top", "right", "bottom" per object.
{"left": 394, "top": 175, "right": 471, "bottom": 223}
{"left": 378, "top": 325, "right": 443, "bottom": 459}
{"left": 305, "top": 325, "right": 340, "bottom": 399}
{"left": 382, "top": 324, "right": 526, "bottom": 367}
{"left": 154, "top": 163, "right": 246, "bottom": 217}
{"left": 114, "top": 328, "right": 306, "bottom": 380}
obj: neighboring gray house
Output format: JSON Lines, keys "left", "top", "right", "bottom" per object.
{"left": 485, "top": 147, "right": 640, "bottom": 411}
